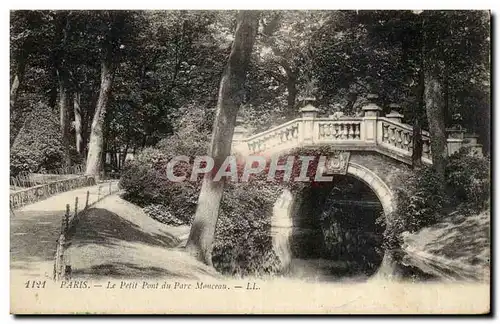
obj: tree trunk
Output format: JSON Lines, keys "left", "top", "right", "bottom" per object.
{"left": 443, "top": 58, "right": 450, "bottom": 125}
{"left": 186, "top": 11, "right": 259, "bottom": 265}
{"left": 58, "top": 72, "right": 72, "bottom": 167}
{"left": 10, "top": 58, "right": 26, "bottom": 110}
{"left": 412, "top": 50, "right": 425, "bottom": 168}
{"left": 74, "top": 92, "right": 83, "bottom": 156}
{"left": 85, "top": 59, "right": 114, "bottom": 179}
{"left": 120, "top": 139, "right": 130, "bottom": 169}
{"left": 286, "top": 72, "right": 297, "bottom": 118}
{"left": 345, "top": 91, "right": 358, "bottom": 115}
{"left": 424, "top": 74, "right": 447, "bottom": 182}
{"left": 422, "top": 14, "right": 447, "bottom": 182}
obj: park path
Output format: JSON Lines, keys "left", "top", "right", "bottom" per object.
{"left": 65, "top": 195, "right": 218, "bottom": 280}
{"left": 10, "top": 181, "right": 119, "bottom": 279}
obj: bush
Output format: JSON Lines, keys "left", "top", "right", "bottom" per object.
{"left": 383, "top": 148, "right": 491, "bottom": 259}
{"left": 120, "top": 149, "right": 199, "bottom": 224}
{"left": 212, "top": 179, "right": 283, "bottom": 276}
{"left": 446, "top": 148, "right": 490, "bottom": 213}
{"left": 143, "top": 204, "right": 185, "bottom": 226}
{"left": 10, "top": 102, "right": 66, "bottom": 176}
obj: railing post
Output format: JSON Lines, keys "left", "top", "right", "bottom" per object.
{"left": 361, "top": 94, "right": 382, "bottom": 144}
{"left": 97, "top": 186, "right": 101, "bottom": 201}
{"left": 109, "top": 181, "right": 112, "bottom": 195}
{"left": 446, "top": 126, "right": 466, "bottom": 156}
{"left": 65, "top": 204, "right": 70, "bottom": 234}
{"left": 463, "top": 133, "right": 483, "bottom": 157}
{"left": 74, "top": 197, "right": 78, "bottom": 218}
{"left": 386, "top": 103, "right": 404, "bottom": 124}
{"left": 85, "top": 190, "right": 90, "bottom": 209}
{"left": 299, "top": 102, "right": 320, "bottom": 145}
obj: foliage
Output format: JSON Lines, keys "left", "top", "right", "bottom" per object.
{"left": 381, "top": 166, "right": 446, "bottom": 256}
{"left": 143, "top": 204, "right": 185, "bottom": 226}
{"left": 11, "top": 10, "right": 490, "bottom": 164}
{"left": 10, "top": 102, "right": 66, "bottom": 176}
{"left": 382, "top": 149, "right": 491, "bottom": 259}
{"left": 213, "top": 180, "right": 283, "bottom": 276}
{"left": 119, "top": 148, "right": 199, "bottom": 224}
{"left": 446, "top": 148, "right": 490, "bottom": 213}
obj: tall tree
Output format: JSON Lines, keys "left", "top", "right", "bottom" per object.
{"left": 10, "top": 11, "right": 40, "bottom": 110}
{"left": 186, "top": 10, "right": 260, "bottom": 265}
{"left": 85, "top": 11, "right": 129, "bottom": 177}
{"left": 257, "top": 11, "right": 330, "bottom": 118}
{"left": 53, "top": 11, "right": 73, "bottom": 166}
{"left": 73, "top": 92, "right": 83, "bottom": 155}
{"left": 420, "top": 11, "right": 447, "bottom": 181}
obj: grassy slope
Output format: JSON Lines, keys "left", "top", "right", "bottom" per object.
{"left": 402, "top": 209, "right": 490, "bottom": 281}
{"left": 66, "top": 195, "right": 220, "bottom": 280}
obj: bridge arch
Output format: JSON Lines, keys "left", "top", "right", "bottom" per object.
{"left": 270, "top": 158, "right": 396, "bottom": 277}
{"left": 346, "top": 162, "right": 394, "bottom": 215}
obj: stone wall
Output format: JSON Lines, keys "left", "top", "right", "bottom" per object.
{"left": 349, "top": 151, "right": 412, "bottom": 193}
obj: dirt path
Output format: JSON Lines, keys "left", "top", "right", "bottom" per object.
{"left": 66, "top": 195, "right": 219, "bottom": 280}
{"left": 10, "top": 181, "right": 119, "bottom": 279}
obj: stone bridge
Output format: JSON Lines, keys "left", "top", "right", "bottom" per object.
{"left": 232, "top": 96, "right": 482, "bottom": 217}
{"left": 231, "top": 97, "right": 483, "bottom": 276}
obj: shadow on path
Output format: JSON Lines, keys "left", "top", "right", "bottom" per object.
{"left": 70, "top": 208, "right": 180, "bottom": 249}
{"left": 66, "top": 196, "right": 218, "bottom": 280}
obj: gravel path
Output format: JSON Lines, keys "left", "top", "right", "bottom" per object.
{"left": 10, "top": 181, "right": 119, "bottom": 279}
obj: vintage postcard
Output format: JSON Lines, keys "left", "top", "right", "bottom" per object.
{"left": 9, "top": 9, "right": 491, "bottom": 314}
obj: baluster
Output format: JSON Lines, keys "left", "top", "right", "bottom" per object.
{"left": 422, "top": 140, "right": 430, "bottom": 158}
{"left": 355, "top": 123, "right": 361, "bottom": 139}
{"left": 342, "top": 124, "right": 348, "bottom": 140}
{"left": 268, "top": 134, "right": 275, "bottom": 148}
{"left": 324, "top": 124, "right": 330, "bottom": 137}
{"left": 397, "top": 129, "right": 403, "bottom": 148}
{"left": 383, "top": 124, "right": 389, "bottom": 142}
{"left": 319, "top": 124, "right": 324, "bottom": 138}
{"left": 346, "top": 124, "right": 352, "bottom": 139}
{"left": 402, "top": 131, "right": 409, "bottom": 151}
{"left": 272, "top": 133, "right": 277, "bottom": 146}
{"left": 389, "top": 126, "right": 396, "bottom": 145}
{"left": 332, "top": 124, "right": 338, "bottom": 139}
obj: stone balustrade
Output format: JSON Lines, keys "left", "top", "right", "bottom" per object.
{"left": 232, "top": 95, "right": 482, "bottom": 164}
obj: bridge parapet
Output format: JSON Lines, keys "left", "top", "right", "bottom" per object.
{"left": 232, "top": 97, "right": 482, "bottom": 164}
